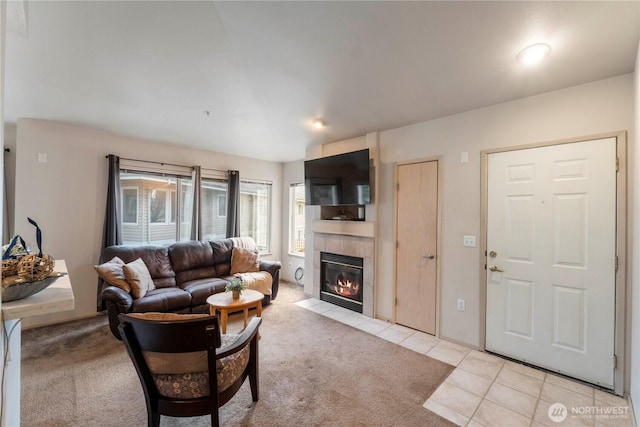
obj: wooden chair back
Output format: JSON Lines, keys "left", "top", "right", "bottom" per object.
{"left": 118, "top": 313, "right": 260, "bottom": 427}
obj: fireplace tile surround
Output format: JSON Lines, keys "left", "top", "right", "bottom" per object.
{"left": 313, "top": 232, "right": 374, "bottom": 317}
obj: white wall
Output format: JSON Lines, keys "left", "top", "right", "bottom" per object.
{"left": 281, "top": 160, "right": 305, "bottom": 284}
{"left": 0, "top": 1, "right": 6, "bottom": 418}
{"left": 377, "top": 74, "right": 635, "bottom": 347}
{"left": 630, "top": 40, "right": 640, "bottom": 421}
{"left": 3, "top": 123, "right": 15, "bottom": 239}
{"left": 13, "top": 119, "right": 283, "bottom": 328}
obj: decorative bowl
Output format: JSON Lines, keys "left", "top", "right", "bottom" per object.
{"left": 2, "top": 272, "right": 66, "bottom": 302}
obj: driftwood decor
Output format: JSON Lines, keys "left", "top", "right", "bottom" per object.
{"left": 1, "top": 218, "right": 62, "bottom": 302}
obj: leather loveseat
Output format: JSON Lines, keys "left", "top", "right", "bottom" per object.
{"left": 97, "top": 238, "right": 281, "bottom": 338}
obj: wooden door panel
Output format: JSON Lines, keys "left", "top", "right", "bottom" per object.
{"left": 396, "top": 161, "right": 437, "bottom": 334}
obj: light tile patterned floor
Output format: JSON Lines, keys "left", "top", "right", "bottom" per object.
{"left": 295, "top": 298, "right": 635, "bottom": 427}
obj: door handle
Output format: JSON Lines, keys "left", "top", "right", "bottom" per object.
{"left": 423, "top": 254, "right": 435, "bottom": 260}
{"left": 488, "top": 264, "right": 504, "bottom": 272}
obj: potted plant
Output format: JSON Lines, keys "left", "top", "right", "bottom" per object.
{"left": 225, "top": 277, "right": 246, "bottom": 300}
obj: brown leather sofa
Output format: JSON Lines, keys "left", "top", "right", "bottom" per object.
{"left": 99, "top": 239, "right": 281, "bottom": 338}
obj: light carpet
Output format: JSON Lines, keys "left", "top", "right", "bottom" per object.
{"left": 20, "top": 282, "right": 455, "bottom": 426}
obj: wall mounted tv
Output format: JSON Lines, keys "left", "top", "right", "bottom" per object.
{"left": 304, "top": 149, "right": 372, "bottom": 206}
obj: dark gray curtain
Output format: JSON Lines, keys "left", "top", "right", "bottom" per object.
{"left": 190, "top": 166, "right": 201, "bottom": 240}
{"left": 226, "top": 170, "right": 240, "bottom": 238}
{"left": 102, "top": 155, "right": 123, "bottom": 248}
{"left": 99, "top": 154, "right": 122, "bottom": 310}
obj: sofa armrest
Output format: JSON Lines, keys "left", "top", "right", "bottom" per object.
{"left": 259, "top": 260, "right": 282, "bottom": 300}
{"left": 102, "top": 285, "right": 133, "bottom": 308}
{"left": 102, "top": 286, "right": 133, "bottom": 339}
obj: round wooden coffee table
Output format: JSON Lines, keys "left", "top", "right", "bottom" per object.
{"left": 206, "top": 289, "right": 264, "bottom": 334}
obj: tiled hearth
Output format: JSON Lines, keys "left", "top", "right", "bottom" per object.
{"left": 313, "top": 232, "right": 374, "bottom": 317}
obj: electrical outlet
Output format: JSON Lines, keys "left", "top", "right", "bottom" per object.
{"left": 457, "top": 299, "right": 466, "bottom": 311}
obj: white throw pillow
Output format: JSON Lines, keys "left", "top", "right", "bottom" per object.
{"left": 123, "top": 258, "right": 156, "bottom": 299}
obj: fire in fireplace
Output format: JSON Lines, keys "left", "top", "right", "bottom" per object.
{"left": 320, "top": 252, "right": 363, "bottom": 313}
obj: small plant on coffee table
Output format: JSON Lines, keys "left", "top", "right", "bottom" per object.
{"left": 226, "top": 277, "right": 246, "bottom": 300}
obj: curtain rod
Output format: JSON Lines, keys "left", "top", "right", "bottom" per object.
{"left": 202, "top": 167, "right": 229, "bottom": 174}
{"left": 105, "top": 155, "right": 227, "bottom": 174}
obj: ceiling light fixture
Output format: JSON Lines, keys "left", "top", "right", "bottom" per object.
{"left": 517, "top": 43, "right": 551, "bottom": 66}
{"left": 312, "top": 119, "right": 326, "bottom": 129}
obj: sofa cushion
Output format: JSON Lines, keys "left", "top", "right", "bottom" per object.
{"left": 169, "top": 239, "right": 234, "bottom": 280}
{"left": 94, "top": 256, "right": 130, "bottom": 293}
{"left": 179, "top": 278, "right": 229, "bottom": 306}
{"left": 123, "top": 258, "right": 156, "bottom": 299}
{"left": 131, "top": 288, "right": 192, "bottom": 313}
{"left": 174, "top": 268, "right": 218, "bottom": 286}
{"left": 101, "top": 245, "right": 176, "bottom": 289}
{"left": 210, "top": 239, "right": 233, "bottom": 276}
{"left": 169, "top": 241, "right": 214, "bottom": 271}
{"left": 230, "top": 247, "right": 260, "bottom": 274}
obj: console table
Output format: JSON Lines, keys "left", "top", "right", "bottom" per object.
{"left": 1, "top": 260, "right": 75, "bottom": 426}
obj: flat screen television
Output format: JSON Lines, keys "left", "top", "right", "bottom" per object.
{"left": 304, "top": 149, "right": 372, "bottom": 206}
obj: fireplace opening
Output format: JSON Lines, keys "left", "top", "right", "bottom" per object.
{"left": 320, "top": 252, "right": 363, "bottom": 313}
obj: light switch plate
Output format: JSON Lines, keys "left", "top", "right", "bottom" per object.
{"left": 463, "top": 235, "right": 476, "bottom": 247}
{"left": 460, "top": 152, "right": 469, "bottom": 163}
{"left": 38, "top": 153, "right": 47, "bottom": 163}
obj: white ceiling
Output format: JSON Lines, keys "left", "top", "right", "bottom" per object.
{"left": 4, "top": 1, "right": 639, "bottom": 162}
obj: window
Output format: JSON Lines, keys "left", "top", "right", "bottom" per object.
{"left": 179, "top": 181, "right": 194, "bottom": 241}
{"left": 149, "top": 189, "right": 168, "bottom": 224}
{"left": 170, "top": 191, "right": 177, "bottom": 223}
{"left": 119, "top": 166, "right": 272, "bottom": 249}
{"left": 120, "top": 171, "right": 193, "bottom": 245}
{"left": 239, "top": 181, "right": 271, "bottom": 253}
{"left": 122, "top": 187, "right": 138, "bottom": 224}
{"left": 218, "top": 195, "right": 226, "bottom": 217}
{"left": 201, "top": 178, "right": 228, "bottom": 241}
{"left": 289, "top": 183, "right": 305, "bottom": 255}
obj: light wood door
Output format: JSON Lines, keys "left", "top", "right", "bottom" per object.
{"left": 396, "top": 161, "right": 438, "bottom": 334}
{"left": 486, "top": 138, "right": 617, "bottom": 388}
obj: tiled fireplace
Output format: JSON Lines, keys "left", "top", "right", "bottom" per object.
{"left": 313, "top": 232, "right": 374, "bottom": 317}
{"left": 320, "top": 252, "right": 364, "bottom": 313}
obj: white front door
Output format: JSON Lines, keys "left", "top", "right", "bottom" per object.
{"left": 486, "top": 137, "right": 617, "bottom": 388}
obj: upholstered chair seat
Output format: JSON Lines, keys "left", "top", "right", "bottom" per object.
{"left": 151, "top": 334, "right": 250, "bottom": 398}
{"left": 118, "top": 312, "right": 261, "bottom": 427}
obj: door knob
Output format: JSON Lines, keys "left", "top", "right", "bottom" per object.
{"left": 488, "top": 264, "right": 504, "bottom": 272}
{"left": 423, "top": 254, "right": 435, "bottom": 260}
